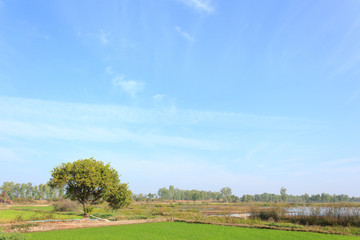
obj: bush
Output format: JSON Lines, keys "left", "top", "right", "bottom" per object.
{"left": 14, "top": 215, "right": 24, "bottom": 222}
{"left": 53, "top": 199, "right": 78, "bottom": 212}
{"left": 0, "top": 233, "right": 28, "bottom": 240}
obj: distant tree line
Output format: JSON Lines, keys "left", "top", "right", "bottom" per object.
{"left": 0, "top": 182, "right": 65, "bottom": 202}
{"left": 133, "top": 185, "right": 238, "bottom": 202}
{"left": 240, "top": 192, "right": 360, "bottom": 203}
{"left": 2, "top": 182, "right": 359, "bottom": 204}
{"left": 133, "top": 186, "right": 360, "bottom": 203}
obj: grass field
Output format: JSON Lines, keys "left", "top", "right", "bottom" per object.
{"left": 27, "top": 222, "right": 359, "bottom": 240}
{"left": 0, "top": 209, "right": 82, "bottom": 223}
{"left": 2, "top": 202, "right": 360, "bottom": 236}
{"left": 9, "top": 206, "right": 55, "bottom": 212}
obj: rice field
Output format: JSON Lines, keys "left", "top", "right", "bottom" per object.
{"left": 27, "top": 222, "right": 359, "bottom": 240}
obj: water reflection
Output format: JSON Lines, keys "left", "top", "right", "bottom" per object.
{"left": 286, "top": 207, "right": 360, "bottom": 217}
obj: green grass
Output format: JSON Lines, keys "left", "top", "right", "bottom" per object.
{"left": 0, "top": 209, "right": 82, "bottom": 223}
{"left": 27, "top": 222, "right": 359, "bottom": 240}
{"left": 9, "top": 206, "right": 55, "bottom": 212}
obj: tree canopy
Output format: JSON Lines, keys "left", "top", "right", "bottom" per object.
{"left": 49, "top": 157, "right": 132, "bottom": 217}
{"left": 280, "top": 187, "right": 288, "bottom": 202}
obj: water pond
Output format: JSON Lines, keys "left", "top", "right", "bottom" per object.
{"left": 285, "top": 207, "right": 360, "bottom": 217}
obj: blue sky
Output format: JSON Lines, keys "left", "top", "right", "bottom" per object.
{"left": 0, "top": 0, "right": 360, "bottom": 196}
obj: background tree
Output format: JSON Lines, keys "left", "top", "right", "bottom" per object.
{"left": 0, "top": 182, "right": 12, "bottom": 203}
{"left": 280, "top": 187, "right": 288, "bottom": 202}
{"left": 220, "top": 187, "right": 232, "bottom": 202}
{"left": 49, "top": 157, "right": 132, "bottom": 217}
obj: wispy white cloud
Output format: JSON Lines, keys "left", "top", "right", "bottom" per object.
{"left": 175, "top": 26, "right": 195, "bottom": 42}
{"left": 0, "top": 96, "right": 315, "bottom": 129}
{"left": 99, "top": 30, "right": 110, "bottom": 45}
{"left": 29, "top": 26, "right": 51, "bottom": 40}
{"left": 153, "top": 94, "right": 165, "bottom": 102}
{"left": 178, "top": 0, "right": 214, "bottom": 13}
{"left": 0, "top": 120, "right": 224, "bottom": 150}
{"left": 105, "top": 66, "right": 113, "bottom": 75}
{"left": 121, "top": 39, "right": 136, "bottom": 49}
{"left": 112, "top": 75, "right": 145, "bottom": 97}
{"left": 0, "top": 96, "right": 317, "bottom": 152}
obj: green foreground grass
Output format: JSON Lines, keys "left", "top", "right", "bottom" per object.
{"left": 9, "top": 206, "right": 55, "bottom": 212}
{"left": 0, "top": 209, "right": 82, "bottom": 223}
{"left": 27, "top": 222, "right": 359, "bottom": 240}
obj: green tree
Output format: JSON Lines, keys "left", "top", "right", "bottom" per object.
{"left": 157, "top": 187, "right": 169, "bottom": 199}
{"left": 280, "top": 187, "right": 287, "bottom": 202}
{"left": 49, "top": 157, "right": 132, "bottom": 217}
{"left": 0, "top": 182, "right": 12, "bottom": 203}
{"left": 220, "top": 187, "right": 232, "bottom": 202}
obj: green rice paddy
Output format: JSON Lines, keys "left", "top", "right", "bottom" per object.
{"left": 27, "top": 222, "right": 359, "bottom": 240}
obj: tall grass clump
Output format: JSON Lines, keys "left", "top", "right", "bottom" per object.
{"left": 250, "top": 204, "right": 285, "bottom": 221}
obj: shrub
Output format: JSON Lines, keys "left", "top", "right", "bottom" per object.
{"left": 251, "top": 205, "right": 283, "bottom": 221}
{"left": 0, "top": 232, "right": 28, "bottom": 240}
{"left": 14, "top": 215, "right": 24, "bottom": 222}
{"left": 53, "top": 199, "right": 78, "bottom": 212}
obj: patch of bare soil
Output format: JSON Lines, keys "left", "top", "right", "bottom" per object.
{"left": 4, "top": 219, "right": 167, "bottom": 233}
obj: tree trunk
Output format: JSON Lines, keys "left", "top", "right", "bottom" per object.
{"left": 83, "top": 202, "right": 89, "bottom": 219}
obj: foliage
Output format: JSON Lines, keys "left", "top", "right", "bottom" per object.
{"left": 250, "top": 205, "right": 284, "bottom": 221}
{"left": 104, "top": 183, "right": 132, "bottom": 210}
{"left": 280, "top": 187, "right": 288, "bottom": 202}
{"left": 240, "top": 192, "right": 359, "bottom": 203}
{"left": 49, "top": 158, "right": 132, "bottom": 216}
{"left": 0, "top": 182, "right": 64, "bottom": 201}
{"left": 53, "top": 199, "right": 78, "bottom": 212}
{"left": 220, "top": 187, "right": 232, "bottom": 202}
{"left": 155, "top": 186, "right": 237, "bottom": 202}
{"left": 138, "top": 186, "right": 360, "bottom": 203}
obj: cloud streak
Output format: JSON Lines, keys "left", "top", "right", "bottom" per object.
{"left": 0, "top": 96, "right": 318, "bottom": 154}
{"left": 175, "top": 26, "right": 195, "bottom": 42}
{"left": 99, "top": 31, "right": 110, "bottom": 45}
{"left": 112, "top": 75, "right": 145, "bottom": 97}
{"left": 0, "top": 119, "right": 224, "bottom": 150}
{"left": 0, "top": 96, "right": 316, "bottom": 130}
{"left": 178, "top": 0, "right": 214, "bottom": 13}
